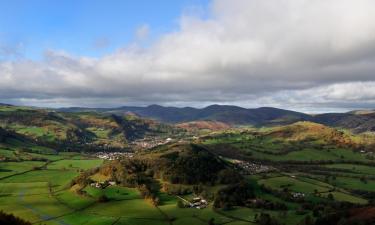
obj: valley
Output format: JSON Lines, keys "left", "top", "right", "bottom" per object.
{"left": 0, "top": 105, "right": 374, "bottom": 225}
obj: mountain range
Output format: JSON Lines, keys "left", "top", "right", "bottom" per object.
{"left": 58, "top": 104, "right": 375, "bottom": 133}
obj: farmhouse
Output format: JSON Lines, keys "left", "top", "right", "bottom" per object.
{"left": 291, "top": 192, "right": 305, "bottom": 199}
{"left": 90, "top": 181, "right": 116, "bottom": 189}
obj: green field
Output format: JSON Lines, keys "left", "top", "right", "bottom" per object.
{"left": 0, "top": 156, "right": 318, "bottom": 225}
{"left": 329, "top": 176, "right": 375, "bottom": 192}
{"left": 324, "top": 164, "right": 375, "bottom": 175}
{"left": 257, "top": 175, "right": 368, "bottom": 204}
{"left": 0, "top": 161, "right": 45, "bottom": 178}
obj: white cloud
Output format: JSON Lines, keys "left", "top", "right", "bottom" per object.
{"left": 1, "top": 0, "right": 375, "bottom": 111}
{"left": 135, "top": 24, "right": 150, "bottom": 40}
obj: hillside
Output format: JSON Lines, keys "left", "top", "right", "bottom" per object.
{"left": 202, "top": 121, "right": 374, "bottom": 163}
{"left": 98, "top": 143, "right": 236, "bottom": 185}
{"left": 312, "top": 113, "right": 375, "bottom": 133}
{"left": 176, "top": 121, "right": 231, "bottom": 132}
{"left": 0, "top": 105, "right": 178, "bottom": 152}
{"left": 348, "top": 109, "right": 375, "bottom": 115}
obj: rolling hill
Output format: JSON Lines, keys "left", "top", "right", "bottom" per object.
{"left": 0, "top": 105, "right": 178, "bottom": 152}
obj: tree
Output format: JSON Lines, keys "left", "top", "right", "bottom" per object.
{"left": 299, "top": 215, "right": 313, "bottom": 225}
{"left": 152, "top": 197, "right": 160, "bottom": 206}
{"left": 0, "top": 211, "right": 32, "bottom": 225}
{"left": 258, "top": 213, "right": 280, "bottom": 225}
{"left": 327, "top": 193, "right": 334, "bottom": 201}
{"left": 177, "top": 200, "right": 185, "bottom": 208}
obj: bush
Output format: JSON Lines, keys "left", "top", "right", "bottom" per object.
{"left": 98, "top": 195, "right": 109, "bottom": 203}
{"left": 214, "top": 181, "right": 255, "bottom": 208}
{"left": 0, "top": 211, "right": 32, "bottom": 225}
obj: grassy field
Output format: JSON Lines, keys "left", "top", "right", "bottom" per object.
{"left": 324, "top": 164, "right": 375, "bottom": 175}
{"left": 204, "top": 137, "right": 370, "bottom": 163}
{"left": 257, "top": 175, "right": 368, "bottom": 204}
{"left": 258, "top": 176, "right": 331, "bottom": 193}
{"left": 0, "top": 156, "right": 313, "bottom": 225}
{"left": 0, "top": 161, "right": 45, "bottom": 178}
{"left": 329, "top": 176, "right": 375, "bottom": 192}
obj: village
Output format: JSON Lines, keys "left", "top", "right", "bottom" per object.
{"left": 94, "top": 151, "right": 134, "bottom": 160}
{"left": 130, "top": 137, "right": 174, "bottom": 150}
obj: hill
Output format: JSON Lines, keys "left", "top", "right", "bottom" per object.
{"left": 312, "top": 113, "right": 375, "bottom": 133}
{"left": 0, "top": 105, "right": 178, "bottom": 152}
{"left": 348, "top": 109, "right": 375, "bottom": 115}
{"left": 202, "top": 121, "right": 374, "bottom": 163}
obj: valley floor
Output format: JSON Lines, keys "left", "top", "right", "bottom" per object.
{"left": 1, "top": 153, "right": 374, "bottom": 225}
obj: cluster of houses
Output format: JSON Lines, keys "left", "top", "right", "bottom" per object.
{"left": 232, "top": 159, "right": 273, "bottom": 174}
{"left": 90, "top": 181, "right": 116, "bottom": 189}
{"left": 130, "top": 137, "right": 174, "bottom": 150}
{"left": 94, "top": 152, "right": 134, "bottom": 160}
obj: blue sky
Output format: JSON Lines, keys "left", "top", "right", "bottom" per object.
{"left": 0, "top": 0, "right": 374, "bottom": 112}
{"left": 0, "top": 0, "right": 209, "bottom": 59}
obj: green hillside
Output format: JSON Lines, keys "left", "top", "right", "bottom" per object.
{"left": 0, "top": 105, "right": 179, "bottom": 153}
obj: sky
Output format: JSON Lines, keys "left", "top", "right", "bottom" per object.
{"left": 0, "top": 0, "right": 375, "bottom": 113}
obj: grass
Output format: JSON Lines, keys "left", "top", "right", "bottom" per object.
{"left": 104, "top": 186, "right": 141, "bottom": 200}
{"left": 330, "top": 176, "right": 375, "bottom": 192}
{"left": 321, "top": 191, "right": 367, "bottom": 204}
{"left": 258, "top": 176, "right": 331, "bottom": 193}
{"left": 217, "top": 207, "right": 308, "bottom": 225}
{"left": 47, "top": 159, "right": 103, "bottom": 170}
{"left": 0, "top": 161, "right": 45, "bottom": 178}
{"left": 324, "top": 164, "right": 375, "bottom": 175}
{"left": 83, "top": 198, "right": 163, "bottom": 218}
{"left": 258, "top": 175, "right": 368, "bottom": 204}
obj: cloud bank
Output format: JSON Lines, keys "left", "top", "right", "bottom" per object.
{"left": 1, "top": 0, "right": 375, "bottom": 112}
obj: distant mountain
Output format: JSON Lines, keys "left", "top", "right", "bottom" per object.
{"left": 312, "top": 112, "right": 375, "bottom": 133}
{"left": 0, "top": 103, "right": 12, "bottom": 106}
{"left": 57, "top": 105, "right": 375, "bottom": 133}
{"left": 59, "top": 104, "right": 311, "bottom": 126}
